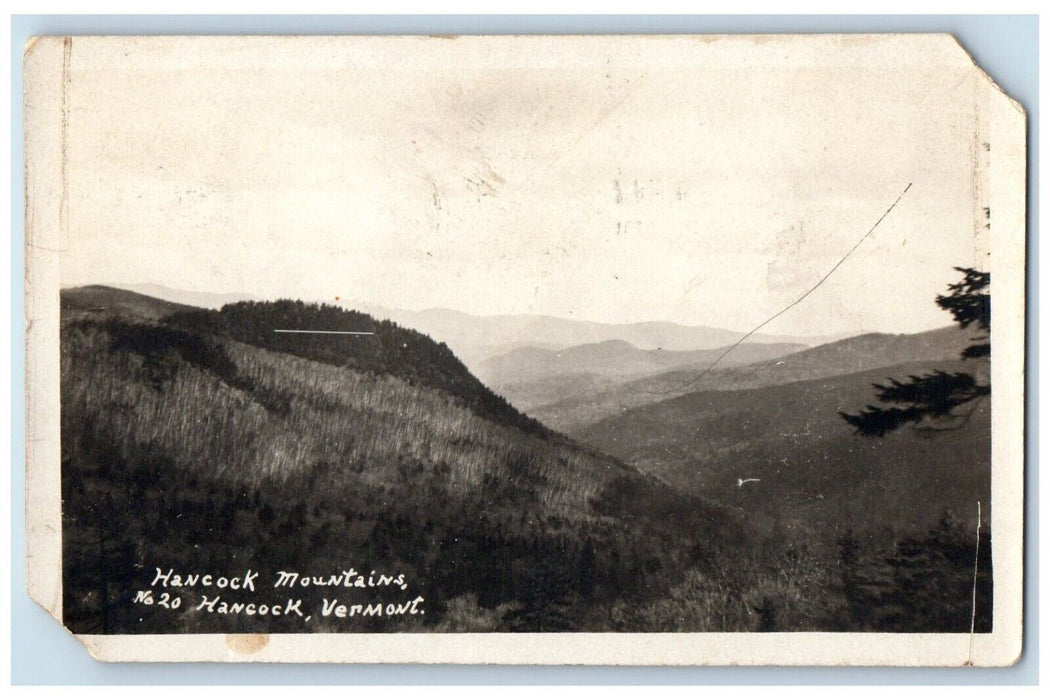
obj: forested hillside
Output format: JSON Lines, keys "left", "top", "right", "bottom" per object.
{"left": 60, "top": 288, "right": 762, "bottom": 634}
{"left": 163, "top": 299, "right": 547, "bottom": 436}
{"left": 59, "top": 286, "right": 991, "bottom": 635}
{"left": 581, "top": 360, "right": 991, "bottom": 533}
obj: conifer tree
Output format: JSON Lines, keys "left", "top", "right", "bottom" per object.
{"left": 840, "top": 267, "right": 990, "bottom": 436}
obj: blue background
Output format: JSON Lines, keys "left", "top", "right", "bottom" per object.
{"left": 9, "top": 13, "right": 1039, "bottom": 685}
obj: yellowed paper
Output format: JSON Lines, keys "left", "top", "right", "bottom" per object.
{"left": 25, "top": 34, "right": 1025, "bottom": 665}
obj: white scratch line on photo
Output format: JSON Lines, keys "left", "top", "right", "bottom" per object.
{"left": 274, "top": 329, "right": 375, "bottom": 335}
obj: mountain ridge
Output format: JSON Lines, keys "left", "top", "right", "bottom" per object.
{"left": 94, "top": 282, "right": 860, "bottom": 363}
{"left": 529, "top": 324, "right": 978, "bottom": 434}
{"left": 371, "top": 306, "right": 857, "bottom": 363}
{"left": 62, "top": 286, "right": 547, "bottom": 438}
{"left": 477, "top": 338, "right": 807, "bottom": 401}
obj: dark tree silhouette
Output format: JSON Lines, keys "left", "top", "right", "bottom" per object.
{"left": 841, "top": 267, "right": 990, "bottom": 436}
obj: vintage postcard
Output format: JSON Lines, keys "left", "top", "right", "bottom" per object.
{"left": 24, "top": 34, "right": 1025, "bottom": 665}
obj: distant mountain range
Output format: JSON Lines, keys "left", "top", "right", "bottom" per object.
{"left": 363, "top": 306, "right": 856, "bottom": 367}
{"left": 59, "top": 283, "right": 991, "bottom": 634}
{"left": 106, "top": 283, "right": 857, "bottom": 370}
{"left": 528, "top": 325, "right": 980, "bottom": 434}
{"left": 118, "top": 283, "right": 260, "bottom": 310}
{"left": 476, "top": 339, "right": 808, "bottom": 408}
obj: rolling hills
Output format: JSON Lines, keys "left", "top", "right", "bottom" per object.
{"left": 331, "top": 305, "right": 851, "bottom": 369}
{"left": 571, "top": 348, "right": 994, "bottom": 631}
{"left": 530, "top": 325, "right": 981, "bottom": 433}
{"left": 475, "top": 339, "right": 806, "bottom": 391}
{"left": 58, "top": 285, "right": 992, "bottom": 634}
{"left": 105, "top": 284, "right": 850, "bottom": 370}
{"left": 579, "top": 359, "right": 991, "bottom": 534}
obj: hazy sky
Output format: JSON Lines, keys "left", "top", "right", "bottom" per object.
{"left": 58, "top": 35, "right": 992, "bottom": 335}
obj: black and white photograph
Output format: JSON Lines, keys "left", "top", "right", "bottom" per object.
{"left": 23, "top": 33, "right": 1026, "bottom": 665}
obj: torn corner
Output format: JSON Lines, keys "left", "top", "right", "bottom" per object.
{"left": 23, "top": 35, "right": 66, "bottom": 63}
{"left": 947, "top": 34, "right": 1027, "bottom": 118}
{"left": 24, "top": 35, "right": 39, "bottom": 58}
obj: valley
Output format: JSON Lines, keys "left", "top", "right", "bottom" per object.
{"left": 59, "top": 285, "right": 993, "bottom": 635}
